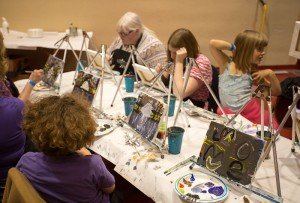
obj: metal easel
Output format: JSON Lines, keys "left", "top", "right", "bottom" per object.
{"left": 110, "top": 45, "right": 156, "bottom": 107}
{"left": 52, "top": 34, "right": 83, "bottom": 94}
{"left": 291, "top": 86, "right": 300, "bottom": 152}
{"left": 224, "top": 84, "right": 282, "bottom": 197}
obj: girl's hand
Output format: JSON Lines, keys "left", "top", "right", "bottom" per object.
{"left": 29, "top": 69, "right": 44, "bottom": 83}
{"left": 175, "top": 47, "right": 187, "bottom": 63}
{"left": 252, "top": 69, "right": 272, "bottom": 83}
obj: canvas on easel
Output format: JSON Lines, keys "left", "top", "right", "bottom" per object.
{"left": 86, "top": 49, "right": 111, "bottom": 73}
{"left": 127, "top": 92, "right": 166, "bottom": 141}
{"left": 198, "top": 121, "right": 266, "bottom": 185}
{"left": 72, "top": 71, "right": 100, "bottom": 104}
{"left": 34, "top": 55, "right": 64, "bottom": 91}
{"left": 133, "top": 63, "right": 167, "bottom": 92}
{"left": 42, "top": 55, "right": 64, "bottom": 87}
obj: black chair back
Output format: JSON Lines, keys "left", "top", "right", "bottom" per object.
{"left": 207, "top": 66, "right": 220, "bottom": 113}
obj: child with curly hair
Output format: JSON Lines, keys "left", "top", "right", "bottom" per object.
{"left": 16, "top": 94, "right": 115, "bottom": 202}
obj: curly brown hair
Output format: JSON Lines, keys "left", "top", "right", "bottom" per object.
{"left": 23, "top": 93, "right": 97, "bottom": 156}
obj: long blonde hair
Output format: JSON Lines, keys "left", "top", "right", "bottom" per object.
{"left": 116, "top": 12, "right": 156, "bottom": 37}
{"left": 0, "top": 32, "right": 9, "bottom": 78}
{"left": 233, "top": 30, "right": 268, "bottom": 73}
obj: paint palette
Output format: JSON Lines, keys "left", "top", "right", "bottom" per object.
{"left": 33, "top": 81, "right": 53, "bottom": 91}
{"left": 174, "top": 173, "right": 229, "bottom": 203}
{"left": 95, "top": 119, "right": 117, "bottom": 137}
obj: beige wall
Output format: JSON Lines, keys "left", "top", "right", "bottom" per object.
{"left": 0, "top": 0, "right": 299, "bottom": 66}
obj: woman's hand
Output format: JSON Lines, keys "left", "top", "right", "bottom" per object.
{"left": 175, "top": 47, "right": 187, "bottom": 64}
{"left": 155, "top": 63, "right": 163, "bottom": 73}
{"left": 29, "top": 69, "right": 44, "bottom": 83}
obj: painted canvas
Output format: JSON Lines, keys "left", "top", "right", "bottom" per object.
{"left": 198, "top": 121, "right": 265, "bottom": 185}
{"left": 42, "top": 55, "right": 64, "bottom": 87}
{"left": 127, "top": 92, "right": 166, "bottom": 140}
{"left": 72, "top": 71, "right": 100, "bottom": 104}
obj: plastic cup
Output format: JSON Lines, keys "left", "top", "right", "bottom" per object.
{"left": 163, "top": 95, "right": 176, "bottom": 117}
{"left": 123, "top": 97, "right": 137, "bottom": 116}
{"left": 124, "top": 75, "right": 135, "bottom": 93}
{"left": 158, "top": 121, "right": 167, "bottom": 139}
{"left": 168, "top": 126, "right": 185, "bottom": 154}
{"left": 76, "top": 60, "right": 87, "bottom": 72}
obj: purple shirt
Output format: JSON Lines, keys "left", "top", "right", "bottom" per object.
{"left": 17, "top": 152, "right": 115, "bottom": 203}
{"left": 0, "top": 97, "right": 25, "bottom": 180}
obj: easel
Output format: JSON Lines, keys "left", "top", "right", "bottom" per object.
{"left": 65, "top": 31, "right": 119, "bottom": 115}
{"left": 182, "top": 60, "right": 284, "bottom": 199}
{"left": 52, "top": 34, "right": 84, "bottom": 94}
{"left": 224, "top": 83, "right": 282, "bottom": 197}
{"left": 144, "top": 62, "right": 173, "bottom": 94}
{"left": 291, "top": 86, "right": 300, "bottom": 152}
{"left": 173, "top": 58, "right": 230, "bottom": 127}
{"left": 110, "top": 45, "right": 153, "bottom": 107}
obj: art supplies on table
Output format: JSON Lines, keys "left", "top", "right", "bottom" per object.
{"left": 95, "top": 119, "right": 117, "bottom": 137}
{"left": 183, "top": 101, "right": 227, "bottom": 124}
{"left": 174, "top": 172, "right": 229, "bottom": 203}
{"left": 164, "top": 155, "right": 196, "bottom": 176}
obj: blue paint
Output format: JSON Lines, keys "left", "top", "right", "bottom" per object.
{"left": 190, "top": 174, "right": 195, "bottom": 181}
{"left": 204, "top": 182, "right": 214, "bottom": 188}
{"left": 191, "top": 184, "right": 208, "bottom": 193}
{"left": 208, "top": 186, "right": 224, "bottom": 196}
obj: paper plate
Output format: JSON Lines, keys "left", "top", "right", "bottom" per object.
{"left": 33, "top": 82, "right": 53, "bottom": 91}
{"left": 95, "top": 119, "right": 116, "bottom": 137}
{"left": 174, "top": 173, "right": 229, "bottom": 203}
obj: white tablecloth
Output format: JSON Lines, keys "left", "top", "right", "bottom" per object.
{"left": 2, "top": 29, "right": 92, "bottom": 50}
{"left": 15, "top": 71, "right": 300, "bottom": 203}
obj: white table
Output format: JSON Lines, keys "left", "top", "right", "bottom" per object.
{"left": 1, "top": 29, "right": 92, "bottom": 51}
{"left": 15, "top": 71, "right": 300, "bottom": 203}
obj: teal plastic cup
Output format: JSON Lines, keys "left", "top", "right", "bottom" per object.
{"left": 76, "top": 60, "right": 87, "bottom": 71}
{"left": 168, "top": 126, "right": 185, "bottom": 154}
{"left": 163, "top": 95, "right": 176, "bottom": 117}
{"left": 124, "top": 75, "right": 135, "bottom": 93}
{"left": 123, "top": 97, "right": 137, "bottom": 116}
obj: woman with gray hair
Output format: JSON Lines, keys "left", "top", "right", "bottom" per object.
{"left": 107, "top": 12, "right": 167, "bottom": 75}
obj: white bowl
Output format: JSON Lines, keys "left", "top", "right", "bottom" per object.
{"left": 27, "top": 28, "right": 44, "bottom": 38}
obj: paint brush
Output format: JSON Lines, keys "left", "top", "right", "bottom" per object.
{"left": 164, "top": 155, "right": 196, "bottom": 176}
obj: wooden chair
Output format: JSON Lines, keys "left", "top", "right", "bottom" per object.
{"left": 2, "top": 168, "right": 45, "bottom": 203}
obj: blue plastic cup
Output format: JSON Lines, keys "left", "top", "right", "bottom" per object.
{"left": 168, "top": 126, "right": 185, "bottom": 154}
{"left": 124, "top": 75, "right": 135, "bottom": 93}
{"left": 163, "top": 95, "right": 176, "bottom": 117}
{"left": 123, "top": 97, "right": 137, "bottom": 116}
{"left": 76, "top": 60, "right": 87, "bottom": 71}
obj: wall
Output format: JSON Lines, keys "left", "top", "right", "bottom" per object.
{"left": 0, "top": 0, "right": 299, "bottom": 66}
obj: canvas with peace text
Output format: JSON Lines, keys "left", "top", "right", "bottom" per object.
{"left": 72, "top": 71, "right": 100, "bottom": 104}
{"left": 198, "top": 121, "right": 265, "bottom": 185}
{"left": 127, "top": 92, "right": 166, "bottom": 141}
{"left": 42, "top": 55, "right": 64, "bottom": 87}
